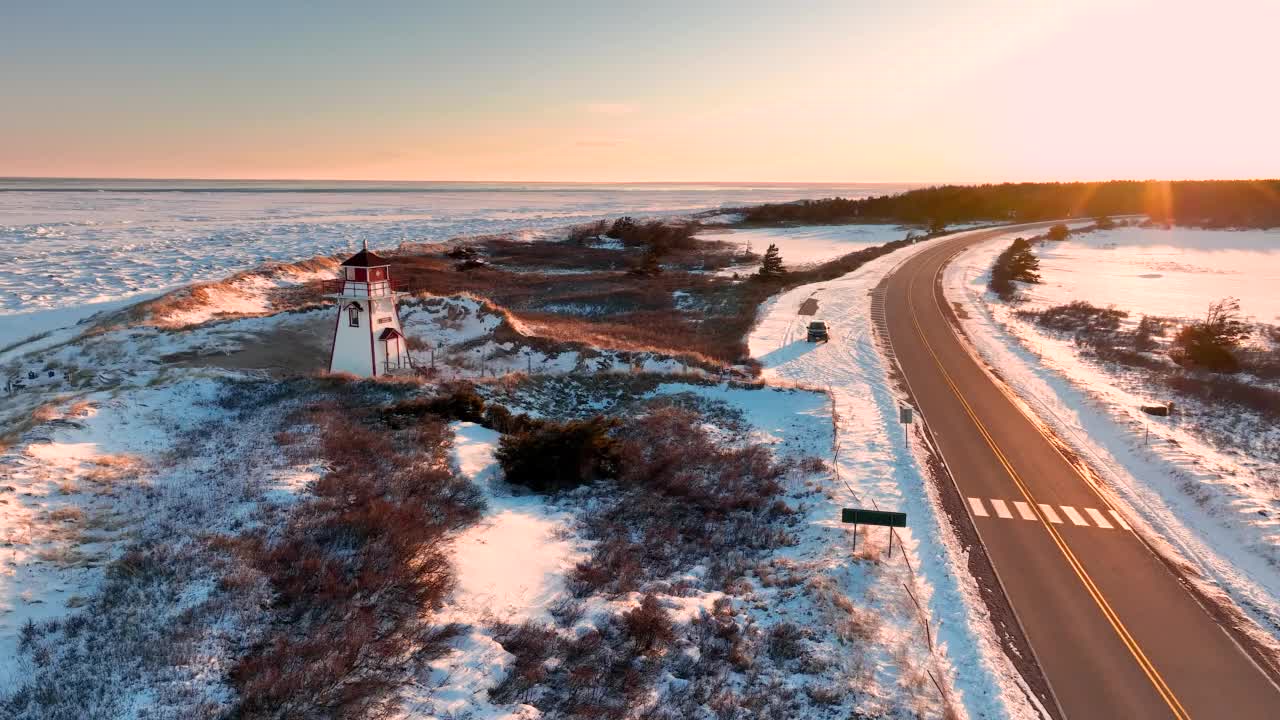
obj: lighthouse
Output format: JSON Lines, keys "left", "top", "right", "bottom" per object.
{"left": 326, "top": 241, "right": 411, "bottom": 377}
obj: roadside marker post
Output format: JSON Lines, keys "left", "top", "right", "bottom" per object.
{"left": 842, "top": 508, "right": 907, "bottom": 557}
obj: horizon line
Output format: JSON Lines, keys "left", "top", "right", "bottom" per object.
{"left": 4, "top": 175, "right": 1277, "bottom": 186}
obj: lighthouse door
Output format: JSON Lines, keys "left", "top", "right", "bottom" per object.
{"left": 378, "top": 327, "right": 406, "bottom": 373}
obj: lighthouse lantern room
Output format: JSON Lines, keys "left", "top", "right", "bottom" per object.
{"left": 327, "top": 241, "right": 411, "bottom": 377}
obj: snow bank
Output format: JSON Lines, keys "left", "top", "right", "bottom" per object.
{"left": 151, "top": 259, "right": 337, "bottom": 328}
{"left": 748, "top": 232, "right": 1040, "bottom": 720}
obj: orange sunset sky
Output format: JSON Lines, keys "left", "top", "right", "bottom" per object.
{"left": 1, "top": 0, "right": 1275, "bottom": 183}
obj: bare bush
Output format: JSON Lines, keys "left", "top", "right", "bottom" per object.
{"left": 567, "top": 407, "right": 793, "bottom": 598}
{"left": 1024, "top": 301, "right": 1127, "bottom": 334}
{"left": 623, "top": 594, "right": 675, "bottom": 655}
{"left": 767, "top": 621, "right": 808, "bottom": 662}
{"left": 567, "top": 220, "right": 610, "bottom": 245}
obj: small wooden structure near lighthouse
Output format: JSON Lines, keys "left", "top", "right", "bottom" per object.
{"left": 326, "top": 241, "right": 411, "bottom": 377}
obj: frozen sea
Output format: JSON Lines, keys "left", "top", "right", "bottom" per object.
{"left": 0, "top": 179, "right": 910, "bottom": 347}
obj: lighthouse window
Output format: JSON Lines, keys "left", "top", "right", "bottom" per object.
{"left": 347, "top": 303, "right": 362, "bottom": 327}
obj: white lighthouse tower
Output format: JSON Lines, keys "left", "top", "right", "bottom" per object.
{"left": 327, "top": 241, "right": 411, "bottom": 377}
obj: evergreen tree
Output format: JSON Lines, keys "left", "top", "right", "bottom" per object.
{"left": 758, "top": 243, "right": 786, "bottom": 279}
{"left": 988, "top": 237, "right": 1040, "bottom": 300}
{"left": 1006, "top": 238, "right": 1041, "bottom": 283}
{"left": 1172, "top": 298, "right": 1250, "bottom": 372}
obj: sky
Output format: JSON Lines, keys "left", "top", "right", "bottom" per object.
{"left": 1, "top": 0, "right": 1276, "bottom": 183}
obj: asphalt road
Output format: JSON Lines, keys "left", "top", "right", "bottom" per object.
{"left": 882, "top": 223, "right": 1280, "bottom": 719}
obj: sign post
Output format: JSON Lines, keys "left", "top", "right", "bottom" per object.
{"left": 899, "top": 405, "right": 913, "bottom": 447}
{"left": 842, "top": 508, "right": 907, "bottom": 558}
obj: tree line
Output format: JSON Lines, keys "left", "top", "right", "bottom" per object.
{"left": 740, "top": 180, "right": 1280, "bottom": 229}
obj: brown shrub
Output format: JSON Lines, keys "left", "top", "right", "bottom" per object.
{"left": 495, "top": 416, "right": 622, "bottom": 492}
{"left": 228, "top": 405, "right": 482, "bottom": 718}
{"left": 623, "top": 595, "right": 675, "bottom": 655}
{"left": 31, "top": 403, "right": 61, "bottom": 423}
{"left": 571, "top": 407, "right": 792, "bottom": 596}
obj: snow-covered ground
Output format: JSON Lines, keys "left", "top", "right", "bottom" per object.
{"left": 1021, "top": 226, "right": 1280, "bottom": 323}
{"left": 415, "top": 376, "right": 977, "bottom": 719}
{"left": 398, "top": 295, "right": 701, "bottom": 378}
{"left": 748, "top": 232, "right": 1042, "bottom": 719}
{"left": 0, "top": 181, "right": 910, "bottom": 347}
{"left": 0, "top": 375, "right": 324, "bottom": 716}
{"left": 407, "top": 421, "right": 585, "bottom": 720}
{"left": 945, "top": 227, "right": 1280, "bottom": 656}
{"left": 716, "top": 224, "right": 915, "bottom": 267}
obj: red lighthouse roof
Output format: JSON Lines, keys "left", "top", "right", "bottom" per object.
{"left": 340, "top": 240, "right": 389, "bottom": 268}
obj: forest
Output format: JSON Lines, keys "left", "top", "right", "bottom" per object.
{"left": 740, "top": 180, "right": 1280, "bottom": 228}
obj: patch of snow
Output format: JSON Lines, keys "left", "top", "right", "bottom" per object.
{"left": 448, "top": 422, "right": 584, "bottom": 622}
{"left": 409, "top": 422, "right": 585, "bottom": 719}
{"left": 721, "top": 224, "right": 917, "bottom": 266}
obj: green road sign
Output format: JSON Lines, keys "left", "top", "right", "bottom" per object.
{"left": 842, "top": 508, "right": 907, "bottom": 527}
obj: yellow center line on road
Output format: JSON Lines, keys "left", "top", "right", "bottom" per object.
{"left": 901, "top": 243, "right": 1191, "bottom": 720}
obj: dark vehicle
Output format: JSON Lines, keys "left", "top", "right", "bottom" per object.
{"left": 807, "top": 321, "right": 829, "bottom": 342}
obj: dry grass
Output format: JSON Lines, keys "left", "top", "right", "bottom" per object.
{"left": 279, "top": 251, "right": 768, "bottom": 365}
{"left": 84, "top": 454, "right": 144, "bottom": 486}
{"left": 106, "top": 256, "right": 340, "bottom": 331}
{"left": 226, "top": 398, "right": 483, "bottom": 718}
{"left": 31, "top": 403, "right": 61, "bottom": 423}
{"left": 35, "top": 544, "right": 91, "bottom": 568}
{"left": 66, "top": 400, "right": 95, "bottom": 418}
{"left": 49, "top": 507, "right": 84, "bottom": 524}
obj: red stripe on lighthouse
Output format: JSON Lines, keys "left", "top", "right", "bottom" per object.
{"left": 326, "top": 300, "right": 343, "bottom": 374}
{"left": 368, "top": 301, "right": 378, "bottom": 377}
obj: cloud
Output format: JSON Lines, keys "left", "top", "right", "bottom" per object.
{"left": 583, "top": 102, "right": 635, "bottom": 116}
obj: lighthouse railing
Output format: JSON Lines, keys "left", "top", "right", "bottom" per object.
{"left": 320, "top": 279, "right": 409, "bottom": 296}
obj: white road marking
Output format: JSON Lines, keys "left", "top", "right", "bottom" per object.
{"left": 1039, "top": 504, "right": 1063, "bottom": 524}
{"left": 1109, "top": 510, "right": 1132, "bottom": 531}
{"left": 1061, "top": 506, "right": 1089, "bottom": 526}
{"left": 1085, "top": 508, "right": 1113, "bottom": 529}
{"left": 973, "top": 498, "right": 1127, "bottom": 531}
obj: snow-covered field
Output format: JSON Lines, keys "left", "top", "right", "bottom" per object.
{"left": 1021, "top": 226, "right": 1280, "bottom": 324}
{"left": 0, "top": 214, "right": 993, "bottom": 717}
{"left": 748, "top": 232, "right": 1044, "bottom": 719}
{"left": 0, "top": 181, "right": 909, "bottom": 347}
{"left": 946, "top": 226, "right": 1280, "bottom": 658}
{"left": 715, "top": 224, "right": 917, "bottom": 267}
